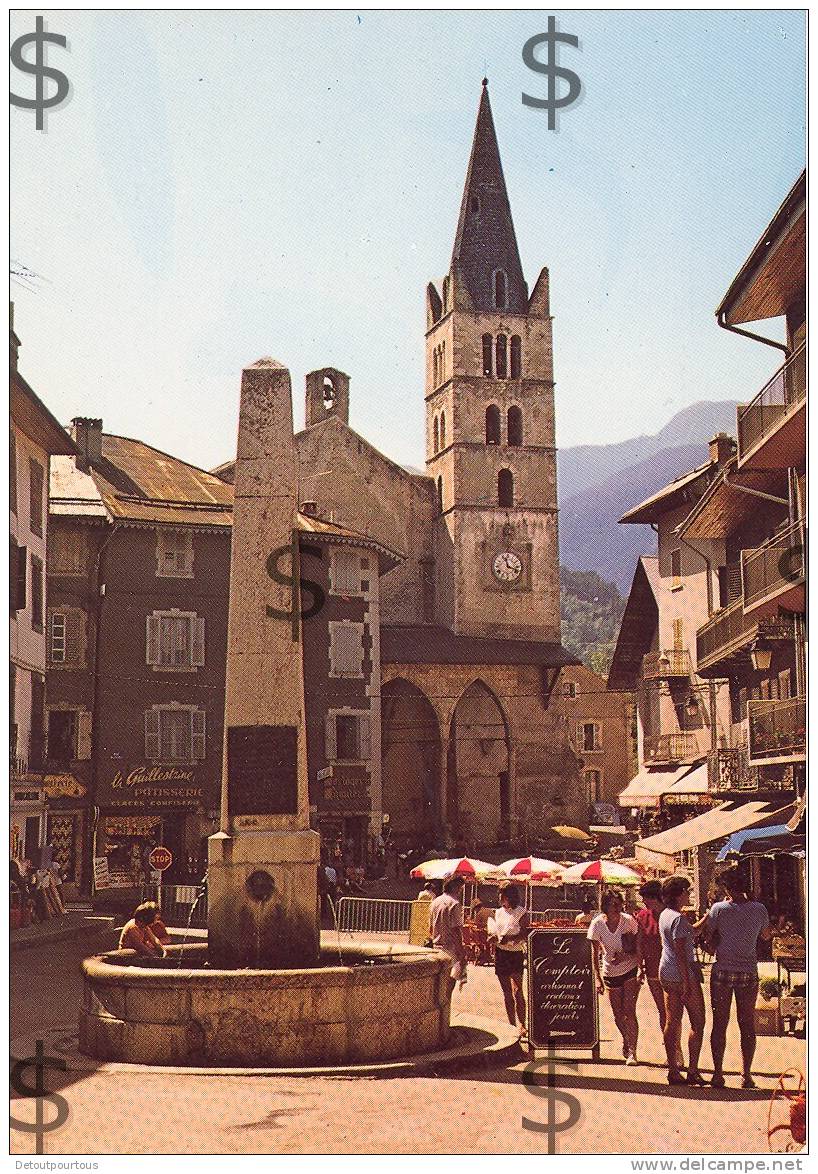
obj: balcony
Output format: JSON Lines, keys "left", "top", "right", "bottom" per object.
{"left": 696, "top": 597, "right": 795, "bottom": 677}
{"left": 748, "top": 697, "right": 806, "bottom": 766}
{"left": 737, "top": 342, "right": 806, "bottom": 471}
{"left": 707, "top": 744, "right": 795, "bottom": 794}
{"left": 741, "top": 520, "right": 805, "bottom": 618}
{"left": 644, "top": 732, "right": 701, "bottom": 765}
{"left": 642, "top": 649, "right": 692, "bottom": 681}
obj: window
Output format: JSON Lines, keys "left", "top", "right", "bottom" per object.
{"left": 10, "top": 539, "right": 26, "bottom": 612}
{"left": 48, "top": 528, "right": 86, "bottom": 575}
{"left": 30, "top": 554, "right": 44, "bottom": 631}
{"left": 670, "top": 548, "right": 682, "bottom": 588}
{"left": 329, "top": 621, "right": 365, "bottom": 678}
{"left": 437, "top": 476, "right": 444, "bottom": 513}
{"left": 10, "top": 433, "right": 16, "bottom": 515}
{"left": 29, "top": 459, "right": 44, "bottom": 536}
{"left": 47, "top": 710, "right": 77, "bottom": 764}
{"left": 433, "top": 416, "right": 439, "bottom": 454}
{"left": 50, "top": 613, "right": 67, "bottom": 662}
{"left": 498, "top": 468, "right": 514, "bottom": 508}
{"left": 507, "top": 405, "right": 523, "bottom": 446}
{"left": 325, "top": 710, "right": 371, "bottom": 763}
{"left": 145, "top": 705, "right": 206, "bottom": 762}
{"left": 482, "top": 334, "right": 493, "bottom": 378}
{"left": 717, "top": 566, "right": 729, "bottom": 609}
{"left": 493, "top": 269, "right": 508, "bottom": 310}
{"left": 30, "top": 675, "right": 45, "bottom": 770}
{"left": 510, "top": 335, "right": 522, "bottom": 378}
{"left": 330, "top": 548, "right": 362, "bottom": 595}
{"left": 562, "top": 680, "right": 578, "bottom": 698}
{"left": 495, "top": 334, "right": 508, "bottom": 378}
{"left": 439, "top": 411, "right": 446, "bottom": 448}
{"left": 585, "top": 769, "right": 603, "bottom": 804}
{"left": 579, "top": 722, "right": 601, "bottom": 752}
{"left": 146, "top": 610, "right": 205, "bottom": 670}
{"left": 485, "top": 405, "right": 501, "bottom": 445}
{"left": 156, "top": 529, "right": 194, "bottom": 578}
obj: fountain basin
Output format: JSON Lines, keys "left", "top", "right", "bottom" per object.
{"left": 79, "top": 938, "right": 453, "bottom": 1067}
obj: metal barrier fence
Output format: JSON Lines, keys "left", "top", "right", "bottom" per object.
{"left": 529, "top": 909, "right": 583, "bottom": 926}
{"left": 335, "top": 895, "right": 413, "bottom": 935}
{"left": 141, "top": 883, "right": 208, "bottom": 928}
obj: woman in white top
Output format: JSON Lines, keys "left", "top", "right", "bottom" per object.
{"left": 488, "top": 883, "right": 529, "bottom": 1038}
{"left": 587, "top": 890, "right": 641, "bottom": 1064}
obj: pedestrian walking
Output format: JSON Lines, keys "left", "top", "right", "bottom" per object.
{"left": 636, "top": 881, "right": 666, "bottom": 1030}
{"left": 658, "top": 876, "right": 705, "bottom": 1086}
{"left": 588, "top": 890, "right": 640, "bottom": 1064}
{"left": 487, "top": 882, "right": 529, "bottom": 1039}
{"left": 429, "top": 875, "right": 467, "bottom": 992}
{"left": 704, "top": 866, "right": 771, "bottom": 1089}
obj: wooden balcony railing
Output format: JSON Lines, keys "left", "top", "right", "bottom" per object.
{"left": 737, "top": 342, "right": 806, "bottom": 462}
{"left": 741, "top": 520, "right": 805, "bottom": 611}
{"left": 644, "top": 732, "right": 701, "bottom": 764}
{"left": 642, "top": 649, "right": 692, "bottom": 680}
{"left": 748, "top": 697, "right": 806, "bottom": 764}
{"left": 696, "top": 598, "right": 795, "bottom": 675}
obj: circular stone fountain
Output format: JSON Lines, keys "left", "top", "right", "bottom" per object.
{"left": 79, "top": 937, "right": 453, "bottom": 1067}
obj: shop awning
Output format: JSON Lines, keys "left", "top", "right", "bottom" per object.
{"left": 635, "top": 800, "right": 793, "bottom": 871}
{"left": 618, "top": 764, "right": 695, "bottom": 808}
{"left": 663, "top": 762, "right": 710, "bottom": 798}
{"left": 716, "top": 824, "right": 806, "bottom": 861}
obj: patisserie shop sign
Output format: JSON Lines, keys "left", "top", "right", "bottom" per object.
{"left": 105, "top": 764, "right": 208, "bottom": 808}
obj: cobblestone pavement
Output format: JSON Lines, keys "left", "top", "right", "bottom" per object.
{"left": 11, "top": 931, "right": 805, "bottom": 1155}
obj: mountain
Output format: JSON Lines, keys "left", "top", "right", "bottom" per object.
{"left": 560, "top": 567, "right": 626, "bottom": 679}
{"left": 558, "top": 400, "right": 738, "bottom": 504}
{"left": 558, "top": 401, "right": 738, "bottom": 594}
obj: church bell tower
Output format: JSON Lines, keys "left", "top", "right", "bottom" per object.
{"left": 425, "top": 80, "right": 560, "bottom": 642}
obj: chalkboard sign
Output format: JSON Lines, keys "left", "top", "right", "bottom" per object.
{"left": 527, "top": 928, "right": 598, "bottom": 1050}
{"left": 227, "top": 725, "right": 298, "bottom": 815}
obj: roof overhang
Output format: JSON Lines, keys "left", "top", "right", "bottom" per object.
{"left": 717, "top": 171, "right": 805, "bottom": 326}
{"left": 677, "top": 465, "right": 787, "bottom": 540}
{"left": 11, "top": 370, "right": 76, "bottom": 456}
{"left": 619, "top": 463, "right": 713, "bottom": 525}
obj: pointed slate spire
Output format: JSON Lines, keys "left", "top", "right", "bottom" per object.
{"left": 451, "top": 81, "right": 528, "bottom": 314}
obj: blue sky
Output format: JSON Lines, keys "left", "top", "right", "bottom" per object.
{"left": 10, "top": 10, "right": 805, "bottom": 473}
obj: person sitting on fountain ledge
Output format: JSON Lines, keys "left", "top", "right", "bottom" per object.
{"left": 118, "top": 902, "right": 168, "bottom": 957}
{"left": 142, "top": 900, "right": 171, "bottom": 946}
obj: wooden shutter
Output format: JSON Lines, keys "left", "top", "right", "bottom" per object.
{"left": 146, "top": 614, "right": 160, "bottom": 665}
{"left": 145, "top": 709, "right": 161, "bottom": 759}
{"left": 325, "top": 713, "right": 337, "bottom": 761}
{"left": 673, "top": 618, "right": 684, "bottom": 650}
{"left": 77, "top": 710, "right": 93, "bottom": 760}
{"left": 727, "top": 563, "right": 742, "bottom": 604}
{"left": 65, "top": 609, "right": 83, "bottom": 664}
{"left": 29, "top": 459, "right": 44, "bottom": 535}
{"left": 192, "top": 617, "right": 205, "bottom": 667}
{"left": 191, "top": 709, "right": 206, "bottom": 760}
{"left": 358, "top": 714, "right": 371, "bottom": 761}
{"left": 330, "top": 622, "right": 364, "bottom": 676}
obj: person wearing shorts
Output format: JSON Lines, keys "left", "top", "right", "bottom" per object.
{"left": 658, "top": 876, "right": 705, "bottom": 1086}
{"left": 588, "top": 890, "right": 640, "bottom": 1064}
{"left": 705, "top": 866, "right": 770, "bottom": 1089}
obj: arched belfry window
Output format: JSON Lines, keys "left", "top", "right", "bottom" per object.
{"left": 440, "top": 411, "right": 446, "bottom": 449}
{"left": 493, "top": 269, "right": 508, "bottom": 310}
{"left": 482, "top": 334, "right": 493, "bottom": 378}
{"left": 495, "top": 334, "right": 508, "bottom": 379}
{"left": 433, "top": 415, "right": 440, "bottom": 455}
{"left": 437, "top": 476, "right": 444, "bottom": 513}
{"left": 485, "top": 405, "right": 501, "bottom": 445}
{"left": 508, "top": 406, "right": 523, "bottom": 446}
{"left": 510, "top": 335, "right": 522, "bottom": 378}
{"left": 498, "top": 469, "right": 514, "bottom": 508}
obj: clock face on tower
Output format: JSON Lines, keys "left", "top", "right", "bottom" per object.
{"left": 492, "top": 551, "right": 523, "bottom": 583}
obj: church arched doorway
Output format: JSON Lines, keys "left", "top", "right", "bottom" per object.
{"left": 381, "top": 679, "right": 441, "bottom": 848}
{"left": 447, "top": 681, "right": 510, "bottom": 849}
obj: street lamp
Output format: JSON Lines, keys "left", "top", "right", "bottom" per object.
{"left": 750, "top": 640, "right": 773, "bottom": 672}
{"left": 685, "top": 694, "right": 700, "bottom": 718}
{"left": 657, "top": 652, "right": 671, "bottom": 677}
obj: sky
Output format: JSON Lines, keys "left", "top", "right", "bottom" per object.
{"left": 10, "top": 10, "right": 806, "bottom": 474}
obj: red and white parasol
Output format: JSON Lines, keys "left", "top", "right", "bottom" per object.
{"left": 560, "top": 859, "right": 642, "bottom": 886}
{"left": 410, "top": 857, "right": 504, "bottom": 881}
{"left": 498, "top": 857, "right": 566, "bottom": 884}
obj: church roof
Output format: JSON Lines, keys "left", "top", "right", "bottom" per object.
{"left": 380, "top": 624, "right": 577, "bottom": 667}
{"left": 451, "top": 81, "right": 528, "bottom": 314}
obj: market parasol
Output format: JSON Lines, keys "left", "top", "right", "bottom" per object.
{"left": 549, "top": 825, "right": 593, "bottom": 841}
{"left": 409, "top": 857, "right": 504, "bottom": 881}
{"left": 560, "top": 859, "right": 642, "bottom": 885}
{"left": 498, "top": 857, "right": 566, "bottom": 884}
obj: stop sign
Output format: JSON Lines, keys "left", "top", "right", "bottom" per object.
{"left": 149, "top": 846, "right": 173, "bottom": 872}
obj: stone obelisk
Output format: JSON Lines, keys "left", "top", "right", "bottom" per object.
{"left": 208, "top": 358, "right": 320, "bottom": 968}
